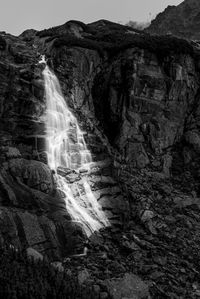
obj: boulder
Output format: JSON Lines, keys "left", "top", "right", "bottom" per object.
{"left": 78, "top": 269, "right": 90, "bottom": 285}
{"left": 51, "top": 261, "right": 64, "bottom": 272}
{"left": 105, "top": 273, "right": 149, "bottom": 299}
{"left": 26, "top": 247, "right": 43, "bottom": 261}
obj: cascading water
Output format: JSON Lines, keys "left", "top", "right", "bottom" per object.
{"left": 39, "top": 56, "right": 109, "bottom": 236}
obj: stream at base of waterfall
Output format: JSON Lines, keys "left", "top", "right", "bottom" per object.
{"left": 39, "top": 56, "right": 109, "bottom": 236}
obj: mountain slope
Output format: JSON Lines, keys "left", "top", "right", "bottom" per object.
{"left": 147, "top": 0, "right": 200, "bottom": 40}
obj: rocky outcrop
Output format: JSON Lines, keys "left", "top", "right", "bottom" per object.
{"left": 147, "top": 0, "right": 200, "bottom": 40}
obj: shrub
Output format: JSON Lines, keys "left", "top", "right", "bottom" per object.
{"left": 52, "top": 35, "right": 107, "bottom": 57}
{"left": 87, "top": 27, "right": 194, "bottom": 59}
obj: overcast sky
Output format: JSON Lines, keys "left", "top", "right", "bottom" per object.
{"left": 1, "top": 0, "right": 183, "bottom": 35}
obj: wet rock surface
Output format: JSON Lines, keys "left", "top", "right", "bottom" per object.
{"left": 0, "top": 20, "right": 200, "bottom": 298}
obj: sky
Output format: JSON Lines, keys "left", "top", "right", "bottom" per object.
{"left": 0, "top": 0, "right": 183, "bottom": 36}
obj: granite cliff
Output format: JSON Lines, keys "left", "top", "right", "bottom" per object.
{"left": 1, "top": 20, "right": 200, "bottom": 297}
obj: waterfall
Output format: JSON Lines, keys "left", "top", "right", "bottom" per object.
{"left": 39, "top": 56, "right": 109, "bottom": 236}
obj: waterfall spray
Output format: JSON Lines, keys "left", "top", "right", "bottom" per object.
{"left": 39, "top": 56, "right": 109, "bottom": 236}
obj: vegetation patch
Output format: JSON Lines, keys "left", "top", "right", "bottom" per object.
{"left": 0, "top": 245, "right": 96, "bottom": 299}
{"left": 52, "top": 33, "right": 194, "bottom": 60}
{"left": 37, "top": 19, "right": 195, "bottom": 60}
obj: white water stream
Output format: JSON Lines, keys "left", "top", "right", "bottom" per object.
{"left": 39, "top": 56, "right": 109, "bottom": 236}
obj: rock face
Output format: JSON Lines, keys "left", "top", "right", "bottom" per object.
{"left": 147, "top": 0, "right": 200, "bottom": 40}
{"left": 92, "top": 48, "right": 198, "bottom": 174}
{"left": 0, "top": 19, "right": 200, "bottom": 270}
